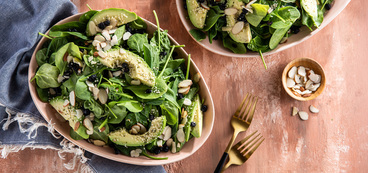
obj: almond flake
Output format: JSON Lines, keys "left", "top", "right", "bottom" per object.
{"left": 309, "top": 105, "right": 319, "bottom": 113}
{"left": 232, "top": 21, "right": 244, "bottom": 35}
{"left": 298, "top": 111, "right": 309, "bottom": 120}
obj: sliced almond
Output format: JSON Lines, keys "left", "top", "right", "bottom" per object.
{"left": 98, "top": 88, "right": 108, "bottom": 104}
{"left": 303, "top": 93, "right": 312, "bottom": 97}
{"left": 86, "top": 80, "right": 94, "bottom": 87}
{"left": 178, "top": 80, "right": 193, "bottom": 88}
{"left": 69, "top": 91, "right": 76, "bottom": 106}
{"left": 63, "top": 100, "right": 70, "bottom": 107}
{"left": 94, "top": 35, "right": 106, "bottom": 42}
{"left": 298, "top": 111, "right": 309, "bottom": 120}
{"left": 232, "top": 21, "right": 244, "bottom": 35}
{"left": 309, "top": 83, "right": 320, "bottom": 91}
{"left": 57, "top": 74, "right": 65, "bottom": 83}
{"left": 181, "top": 110, "right": 188, "bottom": 118}
{"left": 294, "top": 74, "right": 302, "bottom": 84}
{"left": 166, "top": 138, "right": 173, "bottom": 147}
{"left": 300, "top": 86, "right": 305, "bottom": 92}
{"left": 75, "top": 109, "right": 83, "bottom": 119}
{"left": 309, "top": 105, "right": 319, "bottom": 113}
{"left": 110, "top": 18, "right": 117, "bottom": 28}
{"left": 157, "top": 140, "right": 163, "bottom": 147}
{"left": 309, "top": 73, "right": 321, "bottom": 83}
{"left": 74, "top": 121, "right": 80, "bottom": 131}
{"left": 123, "top": 32, "right": 132, "bottom": 40}
{"left": 83, "top": 118, "right": 93, "bottom": 132}
{"left": 93, "top": 140, "right": 106, "bottom": 146}
{"left": 200, "top": 3, "right": 210, "bottom": 10}
{"left": 183, "top": 98, "right": 192, "bottom": 106}
{"left": 112, "top": 70, "right": 122, "bottom": 77}
{"left": 98, "top": 50, "right": 107, "bottom": 58}
{"left": 286, "top": 78, "right": 296, "bottom": 88}
{"left": 222, "top": 26, "right": 233, "bottom": 32}
{"left": 99, "top": 126, "right": 106, "bottom": 132}
{"left": 194, "top": 73, "right": 201, "bottom": 83}
{"left": 178, "top": 87, "right": 190, "bottom": 95}
{"left": 86, "top": 129, "right": 93, "bottom": 135}
{"left": 131, "top": 80, "right": 141, "bottom": 85}
{"left": 100, "top": 42, "right": 107, "bottom": 48}
{"left": 292, "top": 107, "right": 299, "bottom": 116}
{"left": 177, "top": 128, "right": 185, "bottom": 143}
{"left": 102, "top": 30, "right": 111, "bottom": 41}
{"left": 298, "top": 66, "right": 306, "bottom": 76}
{"left": 224, "top": 8, "right": 238, "bottom": 15}
{"left": 171, "top": 142, "right": 176, "bottom": 153}
{"left": 137, "top": 123, "right": 147, "bottom": 133}
{"left": 288, "top": 66, "right": 297, "bottom": 78}
{"left": 92, "top": 87, "right": 99, "bottom": 100}
{"left": 305, "top": 80, "right": 314, "bottom": 90}
{"left": 49, "top": 88, "right": 56, "bottom": 95}
{"left": 163, "top": 126, "right": 172, "bottom": 141}
{"left": 110, "top": 35, "right": 118, "bottom": 46}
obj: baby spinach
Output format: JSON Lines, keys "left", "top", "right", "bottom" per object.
{"left": 55, "top": 42, "right": 81, "bottom": 75}
{"left": 62, "top": 72, "right": 78, "bottom": 91}
{"left": 223, "top": 36, "right": 247, "bottom": 54}
{"left": 34, "top": 63, "right": 60, "bottom": 89}
{"left": 114, "top": 100, "right": 143, "bottom": 113}
{"left": 114, "top": 25, "right": 126, "bottom": 45}
{"left": 127, "top": 33, "right": 149, "bottom": 56}
{"left": 125, "top": 77, "right": 168, "bottom": 100}
{"left": 84, "top": 99, "right": 104, "bottom": 118}
{"left": 130, "top": 17, "right": 147, "bottom": 29}
{"left": 245, "top": 4, "right": 270, "bottom": 27}
{"left": 160, "top": 101, "right": 178, "bottom": 125}
{"left": 36, "top": 48, "right": 48, "bottom": 66}
{"left": 125, "top": 113, "right": 148, "bottom": 130}
{"left": 36, "top": 86, "right": 49, "bottom": 102}
{"left": 189, "top": 29, "right": 206, "bottom": 41}
{"left": 143, "top": 43, "right": 160, "bottom": 75}
{"left": 90, "top": 120, "right": 110, "bottom": 143}
{"left": 70, "top": 127, "right": 84, "bottom": 140}
{"left": 49, "top": 31, "right": 89, "bottom": 40}
{"left": 108, "top": 105, "right": 127, "bottom": 124}
{"left": 79, "top": 10, "right": 98, "bottom": 24}
{"left": 47, "top": 37, "right": 68, "bottom": 57}
{"left": 75, "top": 76, "right": 92, "bottom": 100}
{"left": 203, "top": 9, "right": 224, "bottom": 31}
{"left": 269, "top": 27, "right": 290, "bottom": 49}
{"left": 247, "top": 36, "right": 269, "bottom": 52}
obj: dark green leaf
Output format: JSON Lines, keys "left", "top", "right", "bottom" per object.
{"left": 34, "top": 63, "right": 60, "bottom": 89}
{"left": 189, "top": 29, "right": 206, "bottom": 41}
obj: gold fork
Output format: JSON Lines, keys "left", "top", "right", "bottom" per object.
{"left": 222, "top": 131, "right": 265, "bottom": 172}
{"left": 214, "top": 93, "right": 258, "bottom": 173}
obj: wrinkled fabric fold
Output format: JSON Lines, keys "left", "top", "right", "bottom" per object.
{"left": 0, "top": 0, "right": 165, "bottom": 172}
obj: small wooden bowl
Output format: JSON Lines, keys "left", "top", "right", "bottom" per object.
{"left": 282, "top": 58, "right": 326, "bottom": 101}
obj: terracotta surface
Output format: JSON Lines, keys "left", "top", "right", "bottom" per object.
{"left": 1, "top": 0, "right": 368, "bottom": 172}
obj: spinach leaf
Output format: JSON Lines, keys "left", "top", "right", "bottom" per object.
{"left": 79, "top": 10, "right": 98, "bottom": 24}
{"left": 75, "top": 76, "right": 92, "bottom": 100}
{"left": 90, "top": 121, "right": 110, "bottom": 143}
{"left": 150, "top": 30, "right": 171, "bottom": 53}
{"left": 84, "top": 99, "right": 104, "bottom": 118}
{"left": 125, "top": 113, "right": 148, "bottom": 129}
{"left": 189, "top": 29, "right": 206, "bottom": 41}
{"left": 160, "top": 101, "right": 178, "bottom": 126}
{"left": 47, "top": 37, "right": 68, "bottom": 57}
{"left": 223, "top": 36, "right": 247, "bottom": 54}
{"left": 55, "top": 43, "right": 69, "bottom": 75}
{"left": 34, "top": 63, "right": 60, "bottom": 89}
{"left": 247, "top": 36, "right": 270, "bottom": 52}
{"left": 203, "top": 9, "right": 224, "bottom": 31}
{"left": 164, "top": 88, "right": 180, "bottom": 109}
{"left": 108, "top": 105, "right": 127, "bottom": 124}
{"left": 36, "top": 48, "right": 48, "bottom": 66}
{"left": 49, "top": 31, "right": 89, "bottom": 40}
{"left": 114, "top": 25, "right": 126, "bottom": 45}
{"left": 269, "top": 27, "right": 290, "bottom": 49}
{"left": 270, "top": 6, "right": 300, "bottom": 29}
{"left": 143, "top": 43, "right": 160, "bottom": 75}
{"left": 70, "top": 127, "right": 84, "bottom": 140}
{"left": 129, "top": 17, "right": 147, "bottom": 29}
{"left": 127, "top": 33, "right": 149, "bottom": 56}
{"left": 116, "top": 100, "right": 143, "bottom": 113}
{"left": 36, "top": 85, "right": 49, "bottom": 102}
{"left": 126, "top": 78, "right": 168, "bottom": 100}
{"left": 245, "top": 4, "right": 269, "bottom": 27}
{"left": 62, "top": 72, "right": 78, "bottom": 91}
{"left": 208, "top": 25, "right": 217, "bottom": 44}
{"left": 50, "top": 21, "right": 86, "bottom": 32}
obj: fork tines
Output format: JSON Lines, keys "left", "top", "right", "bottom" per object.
{"left": 235, "top": 131, "right": 264, "bottom": 160}
{"left": 234, "top": 93, "right": 258, "bottom": 122}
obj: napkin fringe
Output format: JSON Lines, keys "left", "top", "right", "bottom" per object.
{"left": 0, "top": 105, "right": 94, "bottom": 173}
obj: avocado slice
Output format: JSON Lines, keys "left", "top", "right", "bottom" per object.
{"left": 226, "top": 0, "right": 252, "bottom": 43}
{"left": 190, "top": 94, "right": 203, "bottom": 138}
{"left": 86, "top": 8, "right": 138, "bottom": 36}
{"left": 108, "top": 116, "right": 166, "bottom": 147}
{"left": 50, "top": 96, "right": 89, "bottom": 139}
{"left": 98, "top": 48, "right": 156, "bottom": 87}
{"left": 186, "top": 0, "right": 209, "bottom": 29}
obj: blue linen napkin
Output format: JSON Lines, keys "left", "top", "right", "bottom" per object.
{"left": 0, "top": 0, "right": 165, "bottom": 172}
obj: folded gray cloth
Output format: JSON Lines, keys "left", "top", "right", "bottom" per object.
{"left": 0, "top": 0, "right": 165, "bottom": 172}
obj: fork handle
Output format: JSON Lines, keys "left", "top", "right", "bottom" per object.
{"left": 214, "top": 152, "right": 229, "bottom": 173}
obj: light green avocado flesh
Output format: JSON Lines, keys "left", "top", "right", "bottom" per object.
{"left": 186, "top": 0, "right": 208, "bottom": 29}
{"left": 86, "top": 8, "right": 138, "bottom": 36}
{"left": 190, "top": 94, "right": 203, "bottom": 138}
{"left": 226, "top": 0, "right": 252, "bottom": 43}
{"left": 50, "top": 96, "right": 89, "bottom": 139}
{"left": 98, "top": 48, "right": 156, "bottom": 87}
{"left": 109, "top": 116, "right": 166, "bottom": 146}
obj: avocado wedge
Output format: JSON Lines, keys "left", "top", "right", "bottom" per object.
{"left": 86, "top": 8, "right": 138, "bottom": 36}
{"left": 187, "top": 0, "right": 209, "bottom": 29}
{"left": 226, "top": 0, "right": 252, "bottom": 43}
{"left": 108, "top": 116, "right": 166, "bottom": 146}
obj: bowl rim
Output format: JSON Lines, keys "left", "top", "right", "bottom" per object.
{"left": 175, "top": 0, "right": 351, "bottom": 58}
{"left": 282, "top": 57, "right": 326, "bottom": 101}
{"left": 28, "top": 12, "right": 215, "bottom": 165}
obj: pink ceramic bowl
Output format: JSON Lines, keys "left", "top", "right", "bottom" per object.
{"left": 28, "top": 13, "right": 215, "bottom": 166}
{"left": 176, "top": 0, "right": 351, "bottom": 57}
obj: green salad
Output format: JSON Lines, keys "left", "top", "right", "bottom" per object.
{"left": 185, "top": 0, "right": 333, "bottom": 67}
{"left": 32, "top": 8, "right": 207, "bottom": 160}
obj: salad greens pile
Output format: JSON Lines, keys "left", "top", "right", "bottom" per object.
{"left": 32, "top": 8, "right": 206, "bottom": 160}
{"left": 185, "top": 0, "right": 333, "bottom": 68}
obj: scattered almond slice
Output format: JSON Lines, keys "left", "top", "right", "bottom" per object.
{"left": 288, "top": 66, "right": 297, "bottom": 78}
{"left": 309, "top": 105, "right": 319, "bottom": 113}
{"left": 232, "top": 21, "right": 244, "bottom": 35}
{"left": 224, "top": 8, "right": 238, "bottom": 15}
{"left": 298, "top": 111, "right": 309, "bottom": 120}
{"left": 292, "top": 107, "right": 299, "bottom": 116}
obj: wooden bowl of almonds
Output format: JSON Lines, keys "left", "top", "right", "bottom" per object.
{"left": 282, "top": 58, "right": 326, "bottom": 101}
